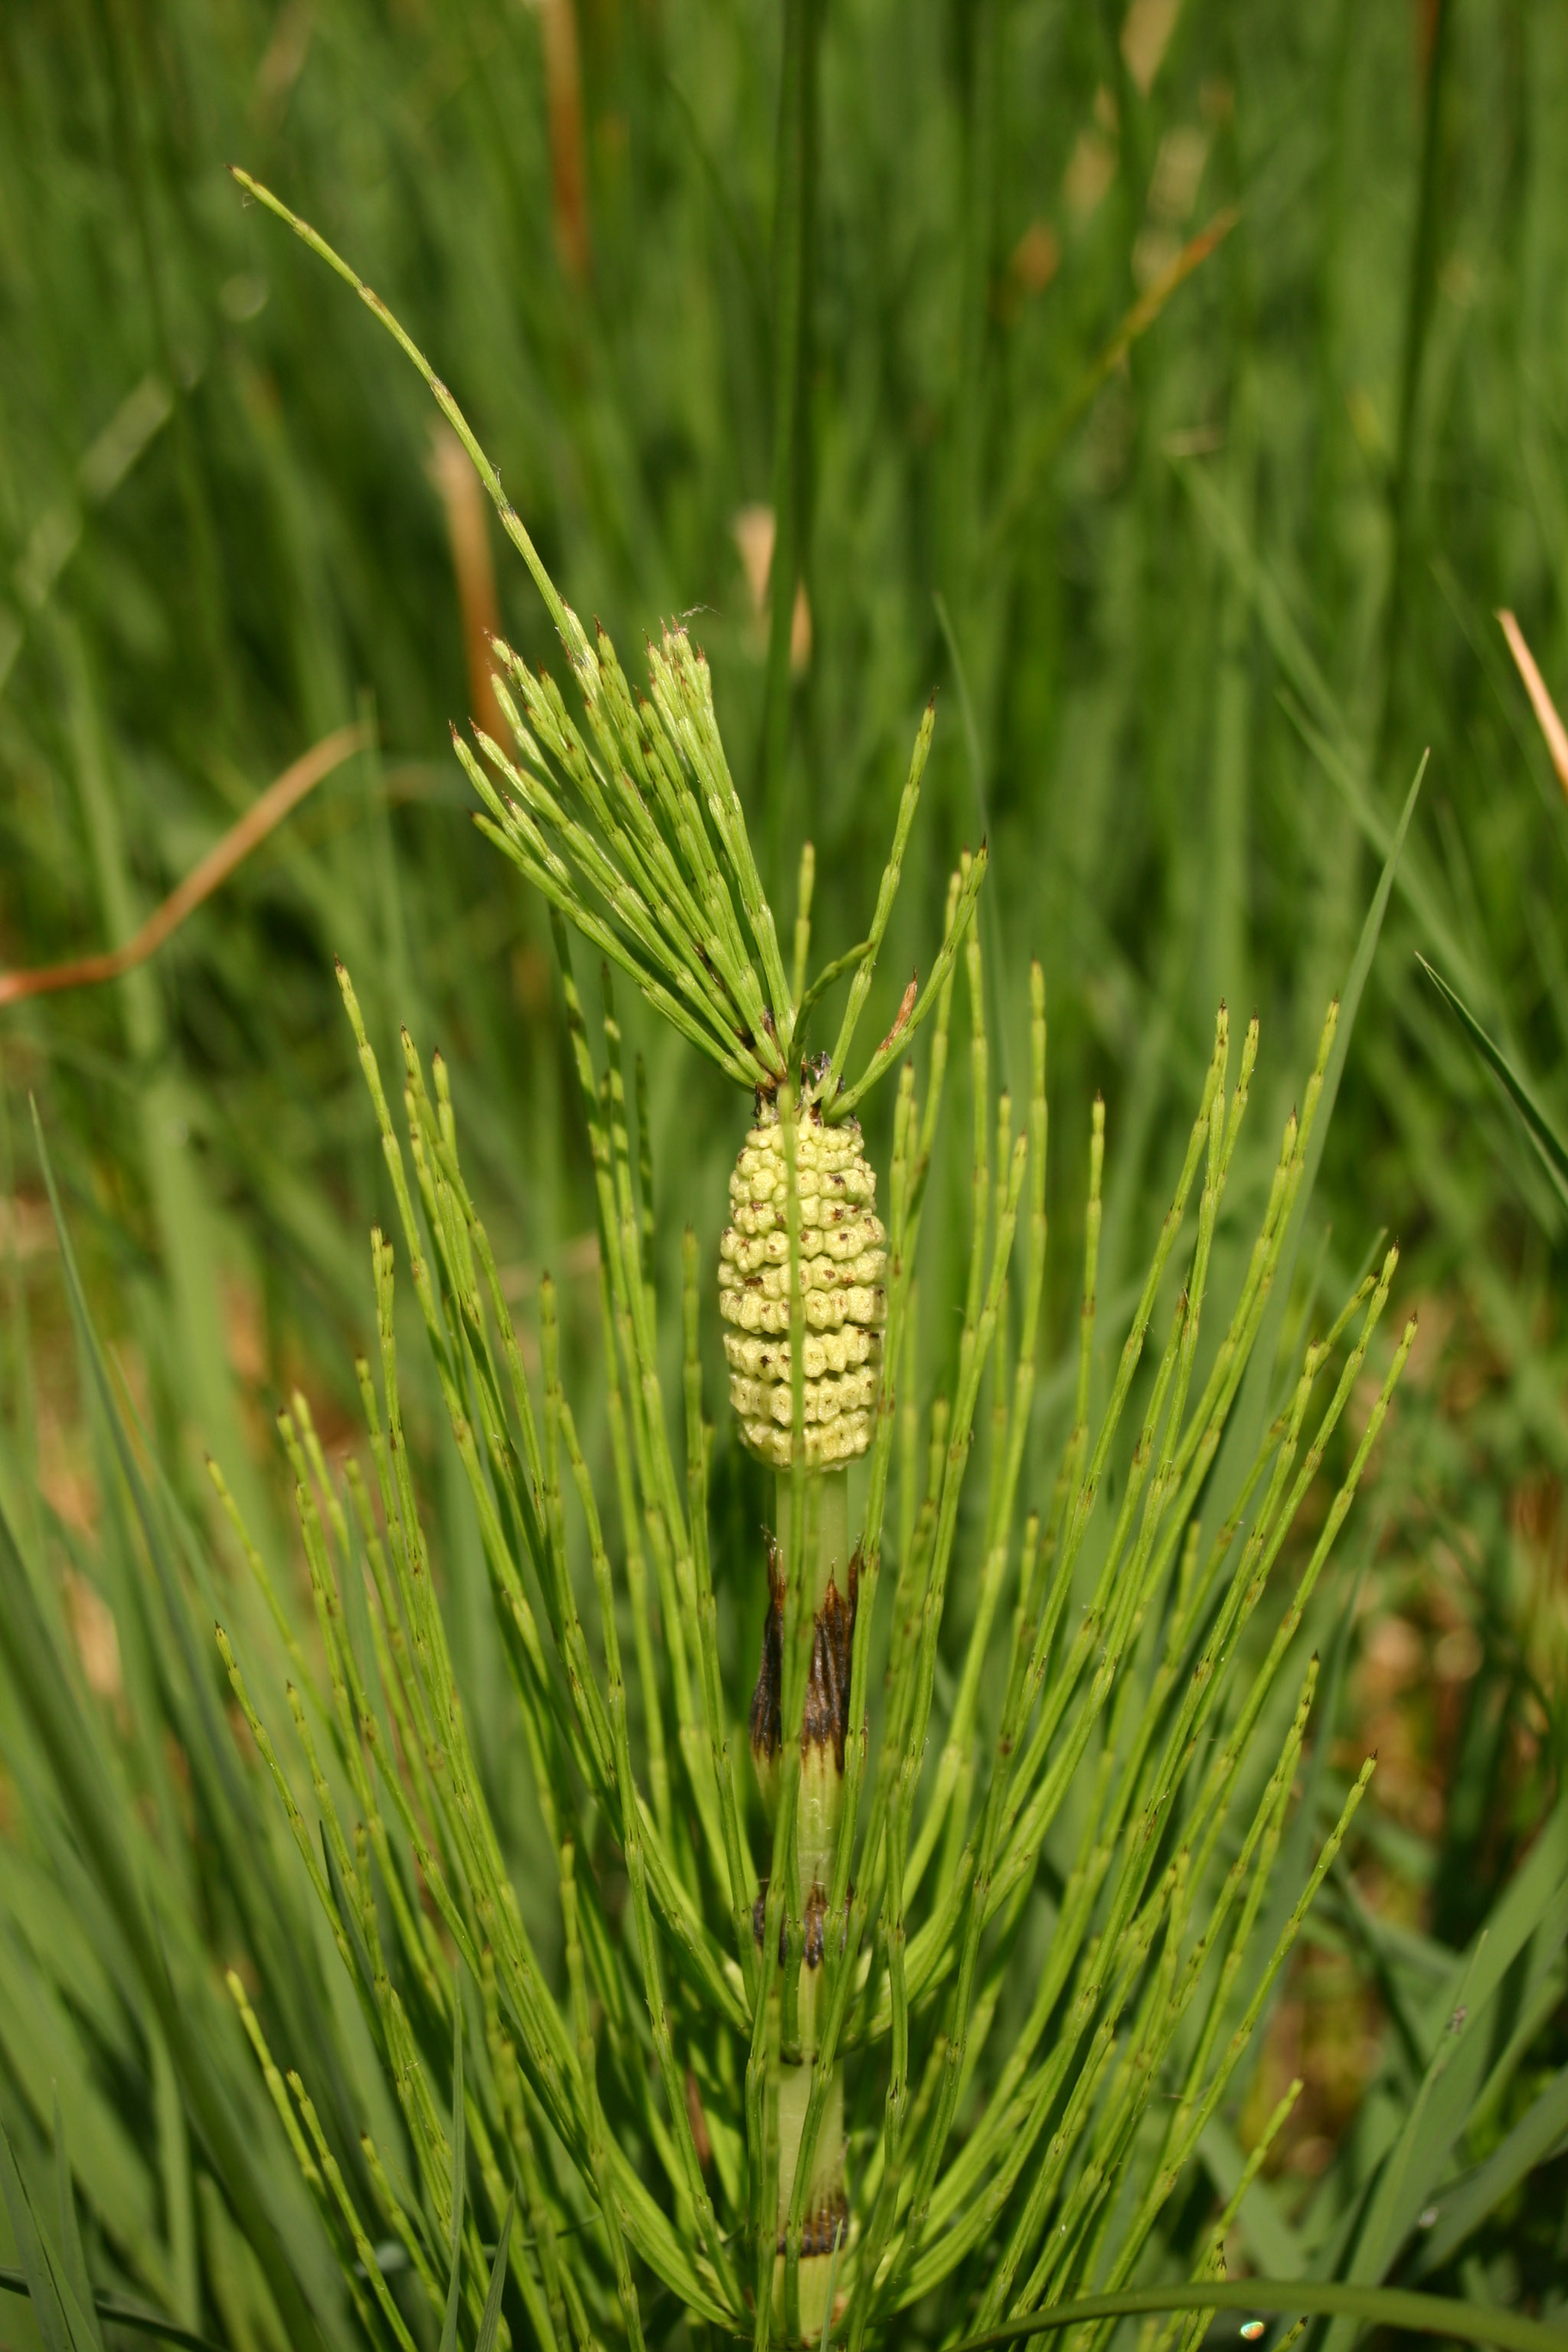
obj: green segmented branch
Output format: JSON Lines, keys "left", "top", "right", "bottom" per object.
{"left": 230, "top": 168, "right": 974, "bottom": 1122}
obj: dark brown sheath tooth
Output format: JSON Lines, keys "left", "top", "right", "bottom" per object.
{"left": 802, "top": 1881, "right": 827, "bottom": 1968}
{"left": 753, "top": 1541, "right": 863, "bottom": 1769}
{"left": 801, "top": 1552, "right": 859, "bottom": 1768}
{"left": 751, "top": 1879, "right": 829, "bottom": 1966}
{"left": 777, "top": 2190, "right": 848, "bottom": 2257}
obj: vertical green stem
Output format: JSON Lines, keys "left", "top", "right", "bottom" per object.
{"left": 944, "top": 0, "right": 1001, "bottom": 608}
{"left": 54, "top": 616, "right": 266, "bottom": 1540}
{"left": 773, "top": 1463, "right": 851, "bottom": 2345}
{"left": 1376, "top": 0, "right": 1454, "bottom": 772}
{"left": 760, "top": 0, "right": 820, "bottom": 818}
{"left": 90, "top": 0, "right": 231, "bottom": 717}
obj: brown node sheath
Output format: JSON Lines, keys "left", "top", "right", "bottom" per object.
{"left": 749, "top": 1540, "right": 861, "bottom": 1774}
{"left": 779, "top": 2188, "right": 848, "bottom": 2257}
{"left": 750, "top": 1878, "right": 829, "bottom": 1968}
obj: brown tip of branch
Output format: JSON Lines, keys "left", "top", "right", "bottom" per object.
{"left": 877, "top": 975, "right": 919, "bottom": 1055}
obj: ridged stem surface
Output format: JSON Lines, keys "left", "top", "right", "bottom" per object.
{"left": 753, "top": 1465, "right": 853, "bottom": 2341}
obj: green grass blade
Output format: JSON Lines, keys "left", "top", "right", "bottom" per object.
{"left": 0, "top": 2275, "right": 224, "bottom": 2352}
{"left": 1321, "top": 1793, "right": 1568, "bottom": 2323}
{"left": 946, "top": 2281, "right": 1568, "bottom": 2352}
{"left": 228, "top": 170, "right": 583, "bottom": 666}
{"left": 1413, "top": 2059, "right": 1568, "bottom": 2274}
{"left": 476, "top": 2186, "right": 517, "bottom": 2352}
{"left": 759, "top": 0, "right": 820, "bottom": 811}
{"left": 1204, "top": 754, "right": 1426, "bottom": 1540}
{"left": 1416, "top": 951, "right": 1568, "bottom": 1207}
{"left": 0, "top": 1496, "right": 338, "bottom": 2351}
{"left": 48, "top": 2099, "right": 100, "bottom": 2352}
{"left": 440, "top": 1992, "right": 466, "bottom": 2352}
{"left": 0, "top": 2112, "right": 77, "bottom": 2352}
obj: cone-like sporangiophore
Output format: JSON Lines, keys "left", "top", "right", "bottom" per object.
{"left": 720, "top": 1099, "right": 887, "bottom": 1469}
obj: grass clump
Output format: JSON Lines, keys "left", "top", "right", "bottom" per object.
{"left": 2, "top": 6, "right": 1567, "bottom": 2347}
{"left": 2, "top": 216, "right": 1451, "bottom": 2350}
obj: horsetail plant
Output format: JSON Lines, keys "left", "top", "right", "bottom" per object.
{"left": 198, "top": 175, "right": 1418, "bottom": 2350}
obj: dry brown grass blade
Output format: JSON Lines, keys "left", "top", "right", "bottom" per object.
{"left": 1106, "top": 206, "right": 1240, "bottom": 376}
{"left": 539, "top": 0, "right": 590, "bottom": 283}
{"left": 985, "top": 206, "right": 1240, "bottom": 558}
{"left": 0, "top": 721, "right": 371, "bottom": 1007}
{"left": 429, "top": 420, "right": 505, "bottom": 742}
{"left": 1498, "top": 608, "right": 1568, "bottom": 793}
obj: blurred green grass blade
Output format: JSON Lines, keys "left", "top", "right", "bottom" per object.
{"left": 47, "top": 2099, "right": 99, "bottom": 2352}
{"left": 33, "top": 1102, "right": 257, "bottom": 1837}
{"left": 760, "top": 0, "right": 819, "bottom": 809}
{"left": 476, "top": 2187, "right": 516, "bottom": 2352}
{"left": 31, "top": 1114, "right": 382, "bottom": 2154}
{"left": 1413, "top": 2060, "right": 1568, "bottom": 2273}
{"left": 1417, "top": 1798, "right": 1568, "bottom": 2079}
{"left": 441, "top": 1987, "right": 466, "bottom": 2352}
{"left": 1376, "top": 0, "right": 1455, "bottom": 773}
{"left": 227, "top": 167, "right": 581, "bottom": 665}
{"left": 0, "top": 1477, "right": 339, "bottom": 2352}
{"left": 1416, "top": 951, "right": 1568, "bottom": 1210}
{"left": 0, "top": 2113, "right": 78, "bottom": 2352}
{"left": 1207, "top": 755, "right": 1426, "bottom": 1537}
{"left": 1282, "top": 695, "right": 1480, "bottom": 999}
{"left": 1179, "top": 452, "right": 1484, "bottom": 1001}
{"left": 320, "top": 1828, "right": 377, "bottom": 2005}
{"left": 985, "top": 210, "right": 1240, "bottom": 560}
{"left": 1318, "top": 1935, "right": 1490, "bottom": 2348}
{"left": 0, "top": 1928, "right": 160, "bottom": 2280}
{"left": 946, "top": 2280, "right": 1568, "bottom": 2352}
{"left": 151, "top": 2032, "right": 198, "bottom": 2336}
{"left": 0, "top": 2272, "right": 226, "bottom": 2352}
{"left": 1321, "top": 1793, "right": 1568, "bottom": 2323}
{"left": 1176, "top": 451, "right": 1344, "bottom": 748}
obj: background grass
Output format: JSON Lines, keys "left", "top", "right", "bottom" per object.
{"left": 1, "top": 0, "right": 1567, "bottom": 2338}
